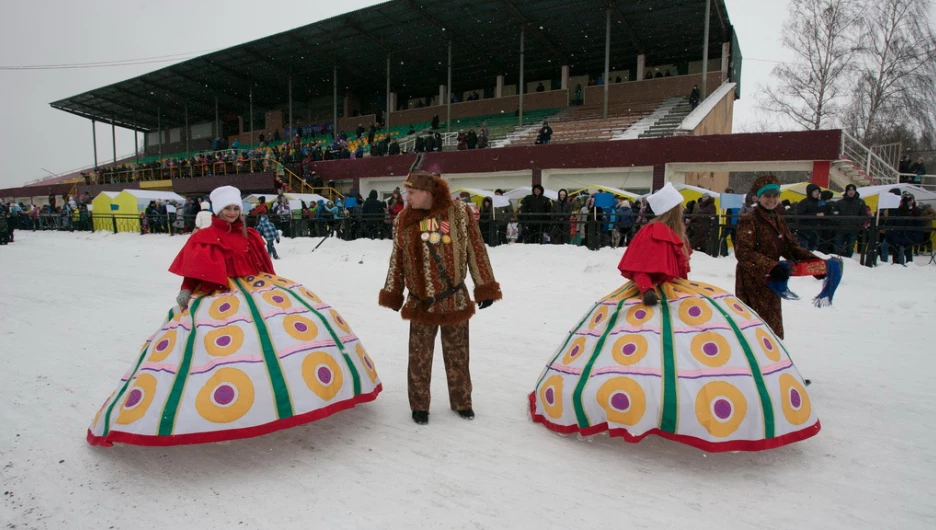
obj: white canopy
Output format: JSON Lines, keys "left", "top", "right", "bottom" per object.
{"left": 673, "top": 183, "right": 721, "bottom": 197}
{"left": 117, "top": 190, "right": 186, "bottom": 209}
{"left": 856, "top": 183, "right": 936, "bottom": 208}
{"left": 504, "top": 186, "right": 559, "bottom": 201}
{"left": 450, "top": 188, "right": 511, "bottom": 207}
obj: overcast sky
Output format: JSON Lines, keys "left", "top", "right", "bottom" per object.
{"left": 1, "top": 0, "right": 805, "bottom": 188}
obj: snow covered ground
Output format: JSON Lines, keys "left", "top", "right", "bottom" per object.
{"left": 1, "top": 231, "right": 935, "bottom": 529}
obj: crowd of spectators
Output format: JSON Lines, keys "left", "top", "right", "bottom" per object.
{"left": 7, "top": 180, "right": 935, "bottom": 265}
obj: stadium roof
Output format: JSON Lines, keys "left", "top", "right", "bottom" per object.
{"left": 50, "top": 0, "right": 736, "bottom": 132}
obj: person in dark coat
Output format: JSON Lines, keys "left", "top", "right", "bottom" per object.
{"left": 794, "top": 184, "right": 824, "bottom": 250}
{"left": 834, "top": 184, "right": 867, "bottom": 257}
{"left": 550, "top": 188, "right": 573, "bottom": 244}
{"left": 362, "top": 189, "right": 387, "bottom": 239}
{"left": 689, "top": 85, "right": 701, "bottom": 109}
{"left": 689, "top": 194, "right": 716, "bottom": 255}
{"left": 466, "top": 129, "right": 478, "bottom": 150}
{"left": 735, "top": 175, "right": 820, "bottom": 339}
{"left": 479, "top": 197, "right": 494, "bottom": 245}
{"left": 539, "top": 122, "right": 553, "bottom": 144}
{"left": 520, "top": 184, "right": 552, "bottom": 244}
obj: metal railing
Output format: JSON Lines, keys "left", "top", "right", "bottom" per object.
{"left": 898, "top": 173, "right": 936, "bottom": 192}
{"left": 10, "top": 210, "right": 934, "bottom": 268}
{"left": 841, "top": 131, "right": 900, "bottom": 185}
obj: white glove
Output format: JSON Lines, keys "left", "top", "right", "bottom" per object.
{"left": 176, "top": 289, "right": 192, "bottom": 310}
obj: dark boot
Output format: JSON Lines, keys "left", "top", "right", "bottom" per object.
{"left": 412, "top": 411, "right": 429, "bottom": 425}
{"left": 456, "top": 409, "right": 475, "bottom": 420}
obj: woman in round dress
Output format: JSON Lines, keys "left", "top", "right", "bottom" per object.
{"left": 529, "top": 183, "right": 819, "bottom": 452}
{"left": 88, "top": 186, "right": 381, "bottom": 447}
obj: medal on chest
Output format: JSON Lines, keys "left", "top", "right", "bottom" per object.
{"left": 420, "top": 218, "right": 442, "bottom": 244}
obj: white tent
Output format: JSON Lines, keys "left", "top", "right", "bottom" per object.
{"left": 856, "top": 183, "right": 936, "bottom": 209}
{"left": 504, "top": 186, "right": 559, "bottom": 201}
{"left": 450, "top": 188, "right": 511, "bottom": 207}
{"left": 674, "top": 183, "right": 721, "bottom": 198}
{"left": 120, "top": 190, "right": 186, "bottom": 208}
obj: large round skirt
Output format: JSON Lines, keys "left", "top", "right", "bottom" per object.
{"left": 529, "top": 279, "right": 819, "bottom": 452}
{"left": 88, "top": 273, "right": 382, "bottom": 447}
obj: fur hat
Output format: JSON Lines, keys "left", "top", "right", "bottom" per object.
{"left": 647, "top": 183, "right": 683, "bottom": 215}
{"left": 750, "top": 175, "right": 781, "bottom": 198}
{"left": 209, "top": 186, "right": 242, "bottom": 213}
{"left": 403, "top": 171, "right": 439, "bottom": 192}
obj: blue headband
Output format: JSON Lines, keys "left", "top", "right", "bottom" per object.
{"left": 756, "top": 183, "right": 781, "bottom": 197}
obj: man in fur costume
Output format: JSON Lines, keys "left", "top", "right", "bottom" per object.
{"left": 379, "top": 171, "right": 503, "bottom": 425}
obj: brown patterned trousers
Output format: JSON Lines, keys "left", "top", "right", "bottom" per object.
{"left": 408, "top": 321, "right": 472, "bottom": 412}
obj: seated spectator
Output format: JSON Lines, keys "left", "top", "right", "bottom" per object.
{"left": 536, "top": 82, "right": 545, "bottom": 93}
{"left": 539, "top": 122, "right": 553, "bottom": 144}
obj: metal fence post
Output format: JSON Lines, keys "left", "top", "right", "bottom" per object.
{"left": 112, "top": 215, "right": 118, "bottom": 234}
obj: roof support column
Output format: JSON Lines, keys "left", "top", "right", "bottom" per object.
{"left": 91, "top": 120, "right": 98, "bottom": 169}
{"left": 111, "top": 118, "right": 117, "bottom": 166}
{"left": 439, "top": 84, "right": 446, "bottom": 107}
{"left": 249, "top": 87, "right": 254, "bottom": 148}
{"left": 495, "top": 75, "right": 504, "bottom": 98}
{"left": 157, "top": 108, "right": 162, "bottom": 159}
{"left": 561, "top": 65, "right": 569, "bottom": 90}
{"left": 288, "top": 76, "right": 293, "bottom": 141}
{"left": 134, "top": 130, "right": 139, "bottom": 163}
{"left": 446, "top": 41, "right": 452, "bottom": 134}
{"left": 184, "top": 103, "right": 190, "bottom": 158}
{"left": 214, "top": 96, "right": 219, "bottom": 142}
{"left": 701, "top": 0, "right": 712, "bottom": 97}
{"left": 386, "top": 56, "right": 392, "bottom": 134}
{"left": 721, "top": 41, "right": 731, "bottom": 83}
{"left": 637, "top": 54, "right": 645, "bottom": 82}
{"left": 333, "top": 66, "right": 338, "bottom": 139}
{"left": 603, "top": 8, "right": 611, "bottom": 119}
{"left": 518, "top": 29, "right": 525, "bottom": 127}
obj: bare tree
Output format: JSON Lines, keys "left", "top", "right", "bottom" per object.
{"left": 847, "top": 0, "right": 936, "bottom": 142}
{"left": 759, "top": 0, "right": 862, "bottom": 130}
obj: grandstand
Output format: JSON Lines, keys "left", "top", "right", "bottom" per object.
{"left": 0, "top": 0, "right": 907, "bottom": 205}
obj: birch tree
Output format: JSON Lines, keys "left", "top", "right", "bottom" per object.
{"left": 846, "top": 0, "right": 936, "bottom": 142}
{"left": 759, "top": 0, "right": 862, "bottom": 130}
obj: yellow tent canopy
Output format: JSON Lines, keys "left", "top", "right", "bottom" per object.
{"left": 96, "top": 190, "right": 186, "bottom": 233}
{"left": 91, "top": 192, "right": 120, "bottom": 231}
{"left": 779, "top": 183, "right": 841, "bottom": 204}
{"left": 674, "top": 183, "right": 721, "bottom": 209}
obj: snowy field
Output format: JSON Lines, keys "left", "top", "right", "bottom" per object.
{"left": 1, "top": 230, "right": 935, "bottom": 530}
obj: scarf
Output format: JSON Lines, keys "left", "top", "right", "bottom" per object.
{"left": 767, "top": 258, "right": 843, "bottom": 308}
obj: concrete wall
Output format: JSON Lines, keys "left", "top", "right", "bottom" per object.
{"left": 543, "top": 168, "right": 654, "bottom": 193}
{"left": 387, "top": 89, "right": 570, "bottom": 127}
{"left": 338, "top": 114, "right": 377, "bottom": 135}
{"left": 582, "top": 72, "right": 722, "bottom": 106}
{"left": 684, "top": 87, "right": 735, "bottom": 192}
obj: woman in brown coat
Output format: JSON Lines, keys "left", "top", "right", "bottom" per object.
{"left": 735, "top": 175, "right": 818, "bottom": 339}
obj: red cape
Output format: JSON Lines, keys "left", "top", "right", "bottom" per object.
{"left": 618, "top": 223, "right": 690, "bottom": 284}
{"left": 169, "top": 216, "right": 275, "bottom": 288}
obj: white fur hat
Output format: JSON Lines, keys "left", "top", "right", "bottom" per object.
{"left": 647, "top": 182, "right": 683, "bottom": 215}
{"left": 209, "top": 186, "right": 242, "bottom": 213}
